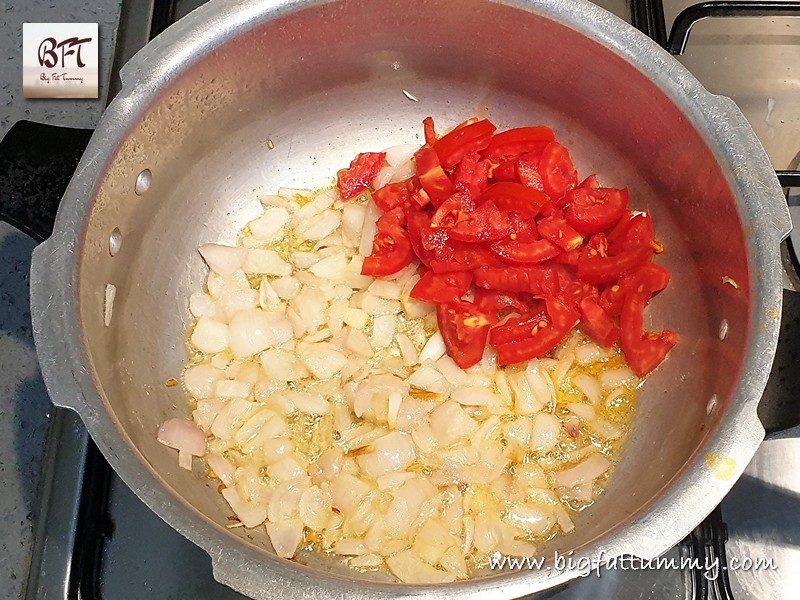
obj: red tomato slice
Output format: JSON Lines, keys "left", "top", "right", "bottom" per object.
{"left": 489, "top": 308, "right": 548, "bottom": 346}
{"left": 576, "top": 247, "right": 653, "bottom": 284}
{"left": 538, "top": 142, "right": 577, "bottom": 201}
{"left": 494, "top": 296, "right": 579, "bottom": 365}
{"left": 415, "top": 146, "right": 456, "bottom": 206}
{"left": 609, "top": 211, "right": 657, "bottom": 254}
{"left": 516, "top": 151, "right": 546, "bottom": 190}
{"left": 473, "top": 266, "right": 559, "bottom": 295}
{"left": 579, "top": 297, "right": 619, "bottom": 347}
{"left": 536, "top": 216, "right": 584, "bottom": 251}
{"left": 451, "top": 152, "right": 490, "bottom": 198}
{"left": 579, "top": 174, "right": 600, "bottom": 190}
{"left": 478, "top": 182, "right": 549, "bottom": 219}
{"left": 437, "top": 301, "right": 494, "bottom": 369}
{"left": 423, "top": 116, "right": 438, "bottom": 146}
{"left": 449, "top": 201, "right": 511, "bottom": 243}
{"left": 490, "top": 238, "right": 560, "bottom": 265}
{"left": 429, "top": 243, "right": 498, "bottom": 273}
{"left": 482, "top": 127, "right": 555, "bottom": 160}
{"left": 491, "top": 158, "right": 518, "bottom": 182}
{"left": 337, "top": 152, "right": 386, "bottom": 200}
{"left": 361, "top": 216, "right": 414, "bottom": 276}
{"left": 410, "top": 271, "right": 472, "bottom": 304}
{"left": 372, "top": 182, "right": 412, "bottom": 213}
{"left": 565, "top": 187, "right": 629, "bottom": 235}
{"left": 434, "top": 119, "right": 497, "bottom": 168}
{"left": 599, "top": 263, "right": 671, "bottom": 316}
{"left": 620, "top": 289, "right": 678, "bottom": 376}
{"left": 473, "top": 289, "right": 531, "bottom": 315}
{"left": 431, "top": 192, "right": 474, "bottom": 229}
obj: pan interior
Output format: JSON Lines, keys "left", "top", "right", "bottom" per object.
{"left": 77, "top": 0, "right": 749, "bottom": 583}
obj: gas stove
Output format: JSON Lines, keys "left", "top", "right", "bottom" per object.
{"left": 2, "top": 1, "right": 799, "bottom": 598}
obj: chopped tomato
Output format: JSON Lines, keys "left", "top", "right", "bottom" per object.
{"left": 478, "top": 182, "right": 549, "bottom": 218}
{"left": 336, "top": 152, "right": 386, "bottom": 200}
{"left": 431, "top": 192, "right": 474, "bottom": 229}
{"left": 434, "top": 119, "right": 496, "bottom": 168}
{"left": 473, "top": 289, "right": 531, "bottom": 315}
{"left": 474, "top": 266, "right": 558, "bottom": 295}
{"left": 423, "top": 117, "right": 437, "bottom": 146}
{"left": 372, "top": 182, "right": 411, "bottom": 213}
{"left": 494, "top": 296, "right": 579, "bottom": 365}
{"left": 538, "top": 142, "right": 577, "bottom": 201}
{"left": 516, "top": 152, "right": 546, "bottom": 190}
{"left": 429, "top": 243, "right": 498, "bottom": 273}
{"left": 565, "top": 187, "right": 629, "bottom": 235}
{"left": 600, "top": 263, "right": 671, "bottom": 316}
{"left": 348, "top": 117, "right": 676, "bottom": 370}
{"left": 537, "top": 216, "right": 583, "bottom": 251}
{"left": 482, "top": 126, "right": 555, "bottom": 160}
{"left": 415, "top": 146, "right": 455, "bottom": 206}
{"left": 437, "top": 301, "right": 494, "bottom": 368}
{"left": 411, "top": 271, "right": 472, "bottom": 304}
{"left": 620, "top": 289, "right": 678, "bottom": 376}
{"left": 491, "top": 159, "right": 518, "bottom": 182}
{"left": 608, "top": 211, "right": 655, "bottom": 253}
{"left": 449, "top": 201, "right": 511, "bottom": 243}
{"left": 490, "top": 238, "right": 560, "bottom": 265}
{"left": 361, "top": 215, "right": 413, "bottom": 276}
{"left": 576, "top": 246, "right": 652, "bottom": 284}
{"left": 451, "top": 152, "right": 490, "bottom": 198}
{"left": 489, "top": 308, "right": 548, "bottom": 346}
{"left": 579, "top": 174, "right": 600, "bottom": 190}
{"left": 579, "top": 297, "right": 619, "bottom": 347}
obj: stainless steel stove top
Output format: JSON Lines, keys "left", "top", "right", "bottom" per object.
{"left": 2, "top": 1, "right": 799, "bottom": 599}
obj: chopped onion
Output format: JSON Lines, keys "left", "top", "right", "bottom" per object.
{"left": 259, "top": 279, "right": 281, "bottom": 309}
{"left": 372, "top": 165, "right": 395, "bottom": 190}
{"left": 568, "top": 402, "right": 596, "bottom": 421}
{"left": 396, "top": 333, "right": 419, "bottom": 366}
{"left": 419, "top": 331, "right": 446, "bottom": 363}
{"left": 189, "top": 291, "right": 215, "bottom": 318}
{"left": 206, "top": 452, "right": 235, "bottom": 486}
{"left": 600, "top": 367, "right": 638, "bottom": 390}
{"left": 221, "top": 487, "right": 267, "bottom": 528}
{"left": 309, "top": 253, "right": 347, "bottom": 281}
{"left": 183, "top": 364, "right": 224, "bottom": 398}
{"left": 555, "top": 453, "right": 611, "bottom": 488}
{"left": 250, "top": 207, "right": 290, "bottom": 242}
{"left": 191, "top": 317, "right": 229, "bottom": 354}
{"left": 572, "top": 372, "right": 602, "bottom": 405}
{"left": 198, "top": 243, "right": 248, "bottom": 277}
{"left": 430, "top": 401, "right": 477, "bottom": 446}
{"left": 302, "top": 344, "right": 347, "bottom": 380}
{"left": 345, "top": 327, "right": 374, "bottom": 358}
{"left": 367, "top": 279, "right": 403, "bottom": 300}
{"left": 214, "top": 379, "right": 252, "bottom": 398}
{"left": 297, "top": 209, "right": 341, "bottom": 241}
{"left": 342, "top": 203, "right": 366, "bottom": 247}
{"left": 272, "top": 276, "right": 301, "bottom": 299}
{"left": 371, "top": 314, "right": 396, "bottom": 349}
{"left": 228, "top": 308, "right": 293, "bottom": 357}
{"left": 356, "top": 431, "right": 415, "bottom": 478}
{"left": 452, "top": 386, "right": 500, "bottom": 406}
{"left": 359, "top": 201, "right": 381, "bottom": 257}
{"left": 243, "top": 249, "right": 292, "bottom": 276}
{"left": 506, "top": 503, "right": 555, "bottom": 536}
{"left": 158, "top": 418, "right": 207, "bottom": 469}
{"left": 266, "top": 519, "right": 304, "bottom": 558}
{"left": 531, "top": 413, "right": 561, "bottom": 452}
{"left": 389, "top": 158, "right": 416, "bottom": 183}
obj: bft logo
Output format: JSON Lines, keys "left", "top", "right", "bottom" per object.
{"left": 23, "top": 23, "right": 99, "bottom": 99}
{"left": 37, "top": 36, "right": 93, "bottom": 69}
